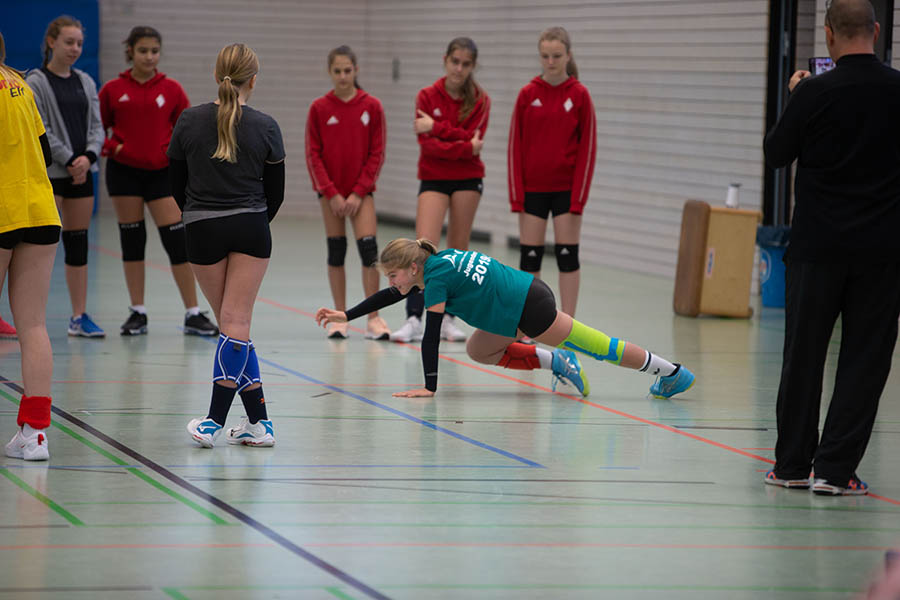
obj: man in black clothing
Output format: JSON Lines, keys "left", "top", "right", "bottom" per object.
{"left": 763, "top": 0, "right": 900, "bottom": 496}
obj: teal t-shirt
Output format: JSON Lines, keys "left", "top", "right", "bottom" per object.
{"left": 423, "top": 249, "right": 534, "bottom": 337}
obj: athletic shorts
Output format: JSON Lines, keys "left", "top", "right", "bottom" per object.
{"left": 516, "top": 277, "right": 557, "bottom": 338}
{"left": 50, "top": 175, "right": 93, "bottom": 199}
{"left": 418, "top": 178, "right": 483, "bottom": 197}
{"left": 106, "top": 159, "right": 171, "bottom": 202}
{"left": 0, "top": 225, "right": 62, "bottom": 250}
{"left": 523, "top": 191, "right": 571, "bottom": 219}
{"left": 185, "top": 211, "right": 271, "bottom": 265}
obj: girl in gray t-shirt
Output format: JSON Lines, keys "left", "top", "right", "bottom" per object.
{"left": 167, "top": 43, "right": 285, "bottom": 449}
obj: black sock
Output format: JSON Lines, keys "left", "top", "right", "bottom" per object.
{"left": 406, "top": 290, "right": 424, "bottom": 318}
{"left": 207, "top": 382, "right": 237, "bottom": 425}
{"left": 239, "top": 386, "right": 268, "bottom": 424}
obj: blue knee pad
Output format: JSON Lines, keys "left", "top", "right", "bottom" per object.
{"left": 237, "top": 341, "right": 261, "bottom": 392}
{"left": 212, "top": 334, "right": 250, "bottom": 384}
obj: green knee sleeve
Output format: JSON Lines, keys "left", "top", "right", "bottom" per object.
{"left": 559, "top": 319, "right": 625, "bottom": 365}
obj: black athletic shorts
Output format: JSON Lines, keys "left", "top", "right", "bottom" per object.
{"left": 106, "top": 159, "right": 171, "bottom": 201}
{"left": 418, "top": 178, "right": 483, "bottom": 197}
{"left": 50, "top": 175, "right": 93, "bottom": 199}
{"left": 516, "top": 277, "right": 557, "bottom": 338}
{"left": 185, "top": 211, "right": 271, "bottom": 265}
{"left": 0, "top": 225, "right": 62, "bottom": 250}
{"left": 523, "top": 191, "right": 571, "bottom": 219}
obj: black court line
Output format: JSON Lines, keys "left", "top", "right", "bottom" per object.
{"left": 674, "top": 425, "right": 768, "bottom": 431}
{"left": 0, "top": 375, "right": 390, "bottom": 600}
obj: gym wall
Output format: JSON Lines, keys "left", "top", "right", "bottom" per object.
{"left": 99, "top": 0, "right": 864, "bottom": 278}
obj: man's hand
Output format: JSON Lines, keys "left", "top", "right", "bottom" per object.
{"left": 789, "top": 70, "right": 812, "bottom": 92}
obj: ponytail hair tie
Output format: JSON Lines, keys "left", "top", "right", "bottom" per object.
{"left": 223, "top": 75, "right": 232, "bottom": 82}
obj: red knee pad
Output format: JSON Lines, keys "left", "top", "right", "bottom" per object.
{"left": 17, "top": 396, "right": 51, "bottom": 429}
{"left": 498, "top": 343, "right": 541, "bottom": 370}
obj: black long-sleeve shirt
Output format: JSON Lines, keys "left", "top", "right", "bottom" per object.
{"left": 764, "top": 53, "right": 900, "bottom": 262}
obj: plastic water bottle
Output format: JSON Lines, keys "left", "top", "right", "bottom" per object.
{"left": 725, "top": 183, "right": 741, "bottom": 208}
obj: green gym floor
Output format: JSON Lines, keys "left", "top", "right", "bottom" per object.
{"left": 1, "top": 214, "right": 898, "bottom": 600}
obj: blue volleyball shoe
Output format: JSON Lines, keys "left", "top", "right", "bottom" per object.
{"left": 649, "top": 364, "right": 695, "bottom": 399}
{"left": 551, "top": 349, "right": 590, "bottom": 397}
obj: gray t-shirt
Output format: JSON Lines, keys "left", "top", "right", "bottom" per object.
{"left": 168, "top": 102, "right": 285, "bottom": 223}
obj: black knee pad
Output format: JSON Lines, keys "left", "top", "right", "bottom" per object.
{"left": 61, "top": 229, "right": 88, "bottom": 266}
{"left": 356, "top": 235, "right": 378, "bottom": 268}
{"left": 158, "top": 222, "right": 187, "bottom": 265}
{"left": 519, "top": 244, "right": 545, "bottom": 273}
{"left": 118, "top": 220, "right": 146, "bottom": 262}
{"left": 327, "top": 236, "right": 347, "bottom": 267}
{"left": 555, "top": 243, "right": 580, "bottom": 273}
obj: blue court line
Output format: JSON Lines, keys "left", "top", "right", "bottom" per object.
{"left": 0, "top": 464, "right": 534, "bottom": 470}
{"left": 258, "top": 356, "right": 544, "bottom": 468}
{"left": 194, "top": 334, "right": 544, "bottom": 468}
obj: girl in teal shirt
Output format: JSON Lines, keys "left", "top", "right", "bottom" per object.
{"left": 316, "top": 238, "right": 694, "bottom": 399}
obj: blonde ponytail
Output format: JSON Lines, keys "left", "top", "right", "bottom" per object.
{"left": 380, "top": 238, "right": 437, "bottom": 271}
{"left": 212, "top": 43, "right": 259, "bottom": 163}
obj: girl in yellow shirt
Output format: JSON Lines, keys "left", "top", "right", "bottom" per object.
{"left": 0, "top": 33, "right": 61, "bottom": 461}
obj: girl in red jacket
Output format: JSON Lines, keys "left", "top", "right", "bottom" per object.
{"left": 508, "top": 27, "right": 596, "bottom": 318}
{"left": 99, "top": 26, "right": 217, "bottom": 337}
{"left": 305, "top": 45, "right": 390, "bottom": 340}
{"left": 391, "top": 37, "right": 490, "bottom": 343}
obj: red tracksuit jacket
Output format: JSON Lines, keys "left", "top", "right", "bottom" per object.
{"left": 305, "top": 89, "right": 386, "bottom": 199}
{"left": 507, "top": 76, "right": 596, "bottom": 214}
{"left": 99, "top": 70, "right": 189, "bottom": 170}
{"left": 416, "top": 77, "right": 490, "bottom": 181}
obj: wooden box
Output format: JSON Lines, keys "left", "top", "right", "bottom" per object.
{"left": 673, "top": 200, "right": 761, "bottom": 318}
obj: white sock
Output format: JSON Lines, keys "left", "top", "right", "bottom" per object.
{"left": 186, "top": 306, "right": 201, "bottom": 316}
{"left": 23, "top": 424, "right": 43, "bottom": 436}
{"left": 130, "top": 305, "right": 147, "bottom": 314}
{"left": 640, "top": 351, "right": 677, "bottom": 377}
{"left": 536, "top": 348, "right": 553, "bottom": 369}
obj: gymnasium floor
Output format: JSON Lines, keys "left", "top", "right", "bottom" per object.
{"left": 1, "top": 213, "right": 898, "bottom": 600}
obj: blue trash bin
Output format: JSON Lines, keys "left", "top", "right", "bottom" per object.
{"left": 756, "top": 226, "right": 790, "bottom": 308}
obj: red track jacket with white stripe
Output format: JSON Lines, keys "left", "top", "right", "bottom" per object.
{"left": 507, "top": 76, "right": 596, "bottom": 214}
{"left": 416, "top": 77, "right": 490, "bottom": 181}
{"left": 305, "top": 89, "right": 386, "bottom": 199}
{"left": 99, "top": 70, "right": 189, "bottom": 170}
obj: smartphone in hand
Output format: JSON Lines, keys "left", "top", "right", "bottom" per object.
{"left": 808, "top": 57, "right": 835, "bottom": 75}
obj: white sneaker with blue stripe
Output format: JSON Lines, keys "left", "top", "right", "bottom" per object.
{"left": 68, "top": 313, "right": 105, "bottom": 338}
{"left": 187, "top": 418, "right": 223, "bottom": 448}
{"left": 226, "top": 417, "right": 275, "bottom": 447}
